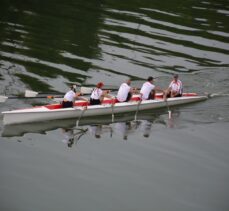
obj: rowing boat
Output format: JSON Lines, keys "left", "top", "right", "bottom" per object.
{"left": 1, "top": 93, "right": 207, "bottom": 125}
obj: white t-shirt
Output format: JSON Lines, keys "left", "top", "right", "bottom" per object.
{"left": 116, "top": 83, "right": 131, "bottom": 102}
{"left": 90, "top": 88, "right": 103, "bottom": 100}
{"left": 64, "top": 90, "right": 75, "bottom": 102}
{"left": 140, "top": 82, "right": 155, "bottom": 100}
{"left": 169, "top": 80, "right": 183, "bottom": 94}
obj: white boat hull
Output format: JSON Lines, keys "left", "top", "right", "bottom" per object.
{"left": 2, "top": 94, "right": 207, "bottom": 125}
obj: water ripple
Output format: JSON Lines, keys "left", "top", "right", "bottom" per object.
{"left": 0, "top": 0, "right": 229, "bottom": 92}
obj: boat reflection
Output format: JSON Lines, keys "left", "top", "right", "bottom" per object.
{"left": 61, "top": 119, "right": 154, "bottom": 148}
{"left": 2, "top": 110, "right": 180, "bottom": 139}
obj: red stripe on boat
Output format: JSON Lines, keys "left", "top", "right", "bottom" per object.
{"left": 45, "top": 104, "right": 63, "bottom": 109}
{"left": 44, "top": 93, "right": 199, "bottom": 110}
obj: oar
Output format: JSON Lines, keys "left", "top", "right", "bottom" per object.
{"left": 165, "top": 98, "right": 172, "bottom": 119}
{"left": 25, "top": 90, "right": 39, "bottom": 97}
{"left": 80, "top": 86, "right": 119, "bottom": 94}
{"left": 0, "top": 85, "right": 125, "bottom": 103}
{"left": 76, "top": 106, "right": 87, "bottom": 127}
{"left": 24, "top": 89, "right": 68, "bottom": 98}
{"left": 111, "top": 98, "right": 115, "bottom": 123}
{"left": 27, "top": 87, "right": 116, "bottom": 97}
{"left": 0, "top": 89, "right": 64, "bottom": 102}
{"left": 0, "top": 93, "right": 63, "bottom": 102}
{"left": 25, "top": 88, "right": 91, "bottom": 98}
{"left": 134, "top": 96, "right": 142, "bottom": 121}
{"left": 0, "top": 88, "right": 94, "bottom": 103}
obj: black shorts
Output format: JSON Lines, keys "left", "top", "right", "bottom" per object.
{"left": 147, "top": 90, "right": 155, "bottom": 100}
{"left": 90, "top": 98, "right": 101, "bottom": 105}
{"left": 62, "top": 101, "right": 73, "bottom": 108}
{"left": 125, "top": 92, "right": 132, "bottom": 102}
{"left": 167, "top": 92, "right": 182, "bottom": 98}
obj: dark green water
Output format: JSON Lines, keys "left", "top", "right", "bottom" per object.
{"left": 0, "top": 0, "right": 229, "bottom": 211}
{"left": 1, "top": 0, "right": 229, "bottom": 92}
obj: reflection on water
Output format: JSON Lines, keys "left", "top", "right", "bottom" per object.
{"left": 2, "top": 111, "right": 184, "bottom": 153}
{"left": 88, "top": 125, "right": 103, "bottom": 139}
{"left": 60, "top": 120, "right": 155, "bottom": 148}
{"left": 1, "top": 109, "right": 167, "bottom": 138}
{"left": 61, "top": 127, "right": 88, "bottom": 148}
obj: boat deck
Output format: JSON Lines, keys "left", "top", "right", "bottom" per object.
{"left": 45, "top": 93, "right": 198, "bottom": 110}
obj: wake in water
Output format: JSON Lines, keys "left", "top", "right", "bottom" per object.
{"left": 205, "top": 92, "right": 229, "bottom": 98}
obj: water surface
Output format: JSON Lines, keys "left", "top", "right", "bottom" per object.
{"left": 0, "top": 0, "right": 229, "bottom": 211}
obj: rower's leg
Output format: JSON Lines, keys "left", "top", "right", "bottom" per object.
{"left": 150, "top": 90, "right": 155, "bottom": 99}
{"left": 125, "top": 92, "right": 132, "bottom": 102}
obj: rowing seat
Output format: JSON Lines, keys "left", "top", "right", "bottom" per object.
{"left": 74, "top": 101, "right": 89, "bottom": 107}
{"left": 45, "top": 104, "right": 63, "bottom": 109}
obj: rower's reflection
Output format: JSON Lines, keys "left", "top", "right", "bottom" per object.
{"left": 166, "top": 110, "right": 180, "bottom": 128}
{"left": 62, "top": 128, "right": 74, "bottom": 147}
{"left": 60, "top": 119, "right": 154, "bottom": 147}
{"left": 113, "top": 121, "right": 132, "bottom": 140}
{"left": 112, "top": 120, "right": 153, "bottom": 140}
{"left": 138, "top": 120, "right": 152, "bottom": 138}
{"left": 61, "top": 127, "right": 88, "bottom": 148}
{"left": 88, "top": 125, "right": 102, "bottom": 139}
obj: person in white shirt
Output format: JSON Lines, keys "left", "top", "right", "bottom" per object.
{"left": 116, "top": 79, "right": 137, "bottom": 102}
{"left": 90, "top": 82, "right": 112, "bottom": 105}
{"left": 140, "top": 76, "right": 164, "bottom": 100}
{"left": 62, "top": 85, "right": 88, "bottom": 108}
{"left": 165, "top": 74, "right": 183, "bottom": 98}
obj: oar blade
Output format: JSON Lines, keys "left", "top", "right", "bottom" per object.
{"left": 0, "top": 95, "right": 8, "bottom": 103}
{"left": 80, "top": 87, "right": 93, "bottom": 94}
{"left": 25, "top": 90, "right": 39, "bottom": 97}
{"left": 168, "top": 110, "right": 172, "bottom": 119}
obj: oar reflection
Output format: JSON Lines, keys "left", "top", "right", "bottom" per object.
{"left": 61, "top": 127, "right": 88, "bottom": 148}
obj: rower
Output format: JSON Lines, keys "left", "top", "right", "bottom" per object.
{"left": 140, "top": 76, "right": 164, "bottom": 100}
{"left": 165, "top": 74, "right": 183, "bottom": 98}
{"left": 62, "top": 85, "right": 88, "bottom": 108}
{"left": 116, "top": 79, "right": 138, "bottom": 102}
{"left": 89, "top": 82, "right": 112, "bottom": 105}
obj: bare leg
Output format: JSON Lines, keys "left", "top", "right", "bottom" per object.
{"left": 150, "top": 90, "right": 155, "bottom": 99}
{"left": 164, "top": 88, "right": 171, "bottom": 100}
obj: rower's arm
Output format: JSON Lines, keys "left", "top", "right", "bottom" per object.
{"left": 75, "top": 92, "right": 88, "bottom": 102}
{"left": 131, "top": 87, "right": 139, "bottom": 94}
{"left": 155, "top": 87, "right": 165, "bottom": 93}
